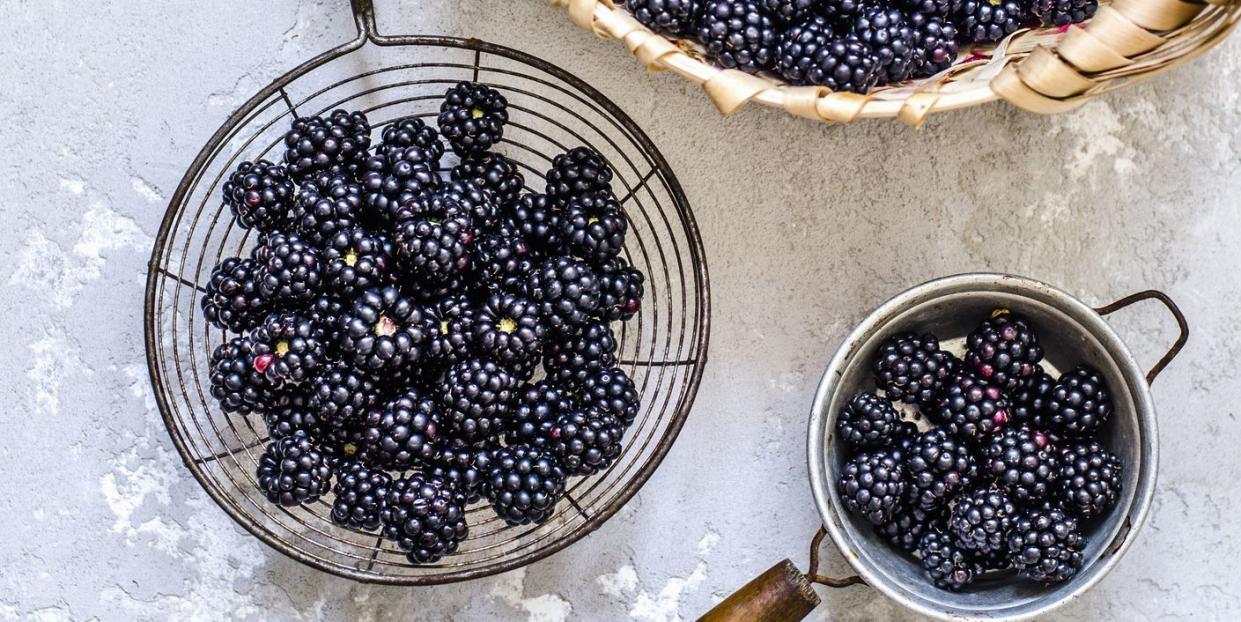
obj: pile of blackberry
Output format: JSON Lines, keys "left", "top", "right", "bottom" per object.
{"left": 837, "top": 309, "right": 1123, "bottom": 590}
{"left": 202, "top": 82, "right": 646, "bottom": 566}
{"left": 619, "top": 0, "right": 1097, "bottom": 93}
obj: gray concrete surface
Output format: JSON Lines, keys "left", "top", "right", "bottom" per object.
{"left": 1, "top": 0, "right": 1239, "bottom": 619}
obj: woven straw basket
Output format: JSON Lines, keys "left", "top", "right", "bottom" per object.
{"left": 550, "top": 0, "right": 1240, "bottom": 125}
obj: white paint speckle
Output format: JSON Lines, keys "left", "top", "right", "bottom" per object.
{"left": 598, "top": 564, "right": 639, "bottom": 598}
{"left": 27, "top": 329, "right": 87, "bottom": 416}
{"left": 625, "top": 528, "right": 719, "bottom": 622}
{"left": 59, "top": 178, "right": 84, "bottom": 194}
{"left": 131, "top": 177, "right": 163, "bottom": 203}
{"left": 491, "top": 567, "right": 574, "bottom": 622}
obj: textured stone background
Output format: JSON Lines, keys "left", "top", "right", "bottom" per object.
{"left": 1, "top": 0, "right": 1239, "bottom": 620}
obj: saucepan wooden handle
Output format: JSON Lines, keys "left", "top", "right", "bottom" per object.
{"left": 698, "top": 559, "right": 820, "bottom": 622}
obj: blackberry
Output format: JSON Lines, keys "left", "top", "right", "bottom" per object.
{"left": 201, "top": 257, "right": 267, "bottom": 332}
{"left": 1055, "top": 440, "right": 1121, "bottom": 519}
{"left": 812, "top": 34, "right": 881, "bottom": 94}
{"left": 255, "top": 432, "right": 332, "bottom": 507}
{"left": 250, "top": 312, "right": 326, "bottom": 384}
{"left": 889, "top": 420, "right": 921, "bottom": 461}
{"left": 425, "top": 294, "right": 476, "bottom": 366}
{"left": 525, "top": 256, "right": 601, "bottom": 336}
{"left": 948, "top": 487, "right": 1017, "bottom": 554}
{"left": 331, "top": 460, "right": 392, "bottom": 531}
{"left": 551, "top": 407, "right": 625, "bottom": 476}
{"left": 439, "top": 179, "right": 500, "bottom": 233}
{"left": 918, "top": 530, "right": 981, "bottom": 591}
{"left": 336, "top": 286, "right": 432, "bottom": 373}
{"left": 440, "top": 358, "right": 514, "bottom": 442}
{"left": 900, "top": 0, "right": 952, "bottom": 17}
{"left": 263, "top": 390, "right": 326, "bottom": 441}
{"left": 505, "top": 380, "right": 575, "bottom": 448}
{"left": 906, "top": 429, "right": 978, "bottom": 510}
{"left": 505, "top": 355, "right": 542, "bottom": 383}
{"left": 1037, "top": 364, "right": 1112, "bottom": 437}
{"left": 625, "top": 0, "right": 702, "bottom": 35}
{"left": 776, "top": 15, "right": 835, "bottom": 85}
{"left": 852, "top": 7, "right": 918, "bottom": 85}
{"left": 321, "top": 227, "right": 394, "bottom": 301}
{"left": 252, "top": 231, "right": 322, "bottom": 304}
{"left": 837, "top": 447, "right": 907, "bottom": 525}
{"left": 359, "top": 148, "right": 442, "bottom": 230}
{"left": 209, "top": 336, "right": 275, "bottom": 414}
{"left": 306, "top": 295, "right": 347, "bottom": 355}
{"left": 697, "top": 0, "right": 779, "bottom": 74}
{"left": 310, "top": 362, "right": 381, "bottom": 424}
{"left": 933, "top": 373, "right": 1011, "bottom": 443}
{"left": 473, "top": 292, "right": 546, "bottom": 365}
{"left": 381, "top": 473, "right": 469, "bottom": 564}
{"left": 486, "top": 444, "right": 568, "bottom": 525}
{"left": 471, "top": 223, "right": 532, "bottom": 292}
{"left": 392, "top": 192, "right": 475, "bottom": 281}
{"left": 560, "top": 191, "right": 628, "bottom": 263}
{"left": 985, "top": 426, "right": 1058, "bottom": 504}
{"left": 576, "top": 366, "right": 640, "bottom": 427}
{"left": 543, "top": 320, "right": 618, "bottom": 385}
{"left": 508, "top": 193, "right": 563, "bottom": 255}
{"left": 452, "top": 153, "right": 525, "bottom": 209}
{"left": 1011, "top": 367, "right": 1054, "bottom": 425}
{"left": 438, "top": 81, "right": 509, "bottom": 158}
{"left": 909, "top": 13, "right": 959, "bottom": 78}
{"left": 222, "top": 160, "right": 295, "bottom": 232}
{"left": 376, "top": 116, "right": 445, "bottom": 164}
{"left": 1007, "top": 508, "right": 1085, "bottom": 583}
{"left": 877, "top": 506, "right": 944, "bottom": 552}
{"left": 820, "top": 0, "right": 867, "bottom": 21}
{"left": 360, "top": 389, "right": 442, "bottom": 470}
{"left": 836, "top": 392, "right": 902, "bottom": 448}
{"left": 429, "top": 439, "right": 494, "bottom": 503}
{"left": 760, "top": 0, "right": 816, "bottom": 22}
{"left": 596, "top": 256, "right": 645, "bottom": 322}
{"left": 965, "top": 310, "right": 1044, "bottom": 392}
{"left": 1033, "top": 0, "right": 1096, "bottom": 26}
{"left": 290, "top": 172, "right": 364, "bottom": 247}
{"left": 546, "top": 147, "right": 615, "bottom": 205}
{"left": 872, "top": 332, "right": 957, "bottom": 407}
{"left": 954, "top": 0, "right": 1028, "bottom": 43}
{"left": 282, "top": 110, "right": 371, "bottom": 183}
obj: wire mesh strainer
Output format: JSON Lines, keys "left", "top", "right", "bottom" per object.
{"left": 144, "top": 0, "right": 710, "bottom": 584}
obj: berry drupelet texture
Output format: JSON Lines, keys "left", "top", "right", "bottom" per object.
{"left": 948, "top": 487, "right": 1017, "bottom": 554}
{"left": 837, "top": 392, "right": 903, "bottom": 448}
{"left": 873, "top": 332, "right": 957, "bottom": 407}
{"left": 905, "top": 428, "right": 978, "bottom": 511}
{"left": 452, "top": 152, "right": 525, "bottom": 209}
{"left": 290, "top": 172, "right": 364, "bottom": 247}
{"left": 697, "top": 0, "right": 779, "bottom": 74}
{"left": 1011, "top": 367, "right": 1055, "bottom": 425}
{"left": 359, "top": 388, "right": 442, "bottom": 470}
{"left": 508, "top": 193, "right": 564, "bottom": 256}
{"left": 429, "top": 439, "right": 494, "bottom": 503}
{"left": 321, "top": 227, "right": 394, "bottom": 300}
{"left": 543, "top": 320, "right": 618, "bottom": 385}
{"left": 1033, "top": 0, "right": 1098, "bottom": 26}
{"left": 252, "top": 231, "right": 323, "bottom": 305}
{"left": 551, "top": 407, "right": 625, "bottom": 476}
{"left": 985, "top": 426, "right": 1058, "bottom": 504}
{"left": 877, "top": 505, "right": 945, "bottom": 552}
{"left": 255, "top": 432, "right": 333, "bottom": 507}
{"left": 473, "top": 292, "right": 546, "bottom": 366}
{"left": 209, "top": 336, "right": 276, "bottom": 414}
{"left": 954, "top": 0, "right": 1028, "bottom": 43}
{"left": 576, "top": 366, "right": 641, "bottom": 427}
{"left": 919, "top": 530, "right": 981, "bottom": 591}
{"left": 381, "top": 473, "right": 469, "bottom": 564}
{"left": 263, "top": 390, "right": 327, "bottom": 442}
{"left": 440, "top": 358, "right": 514, "bottom": 442}
{"left": 1037, "top": 364, "right": 1113, "bottom": 437}
{"left": 336, "top": 286, "right": 432, "bottom": 373}
{"left": 837, "top": 447, "right": 908, "bottom": 525}
{"left": 202, "top": 257, "right": 268, "bottom": 333}
{"left": 559, "top": 191, "right": 629, "bottom": 263}
{"left": 625, "top": 0, "right": 703, "bottom": 35}
{"left": 331, "top": 460, "right": 392, "bottom": 532}
{"left": 964, "top": 310, "right": 1044, "bottom": 392}
{"left": 933, "top": 372, "right": 1011, "bottom": 443}
{"left": 222, "top": 160, "right": 295, "bottom": 232}
{"left": 1055, "top": 440, "right": 1122, "bottom": 519}
{"left": 438, "top": 81, "right": 509, "bottom": 157}
{"left": 852, "top": 7, "right": 918, "bottom": 84}
{"left": 392, "top": 191, "right": 476, "bottom": 281}
{"left": 425, "top": 294, "right": 477, "bottom": 366}
{"left": 596, "top": 257, "right": 645, "bottom": 322}
{"left": 282, "top": 110, "right": 371, "bottom": 183}
{"left": 249, "top": 312, "right": 327, "bottom": 385}
{"left": 376, "top": 116, "right": 444, "bottom": 164}
{"left": 1007, "top": 508, "right": 1085, "bottom": 583}
{"left": 776, "top": 15, "right": 835, "bottom": 85}
{"left": 546, "top": 147, "right": 615, "bottom": 205}
{"left": 486, "top": 444, "right": 568, "bottom": 525}
{"left": 505, "top": 380, "right": 575, "bottom": 448}
{"left": 525, "top": 256, "right": 601, "bottom": 336}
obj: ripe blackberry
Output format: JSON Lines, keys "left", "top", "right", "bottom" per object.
{"left": 965, "top": 310, "right": 1044, "bottom": 392}
{"left": 1033, "top": 0, "right": 1096, "bottom": 26}
{"left": 986, "top": 426, "right": 1058, "bottom": 504}
{"left": 336, "top": 286, "right": 432, "bottom": 373}
{"left": 359, "top": 148, "right": 443, "bottom": 230}
{"left": 381, "top": 473, "right": 469, "bottom": 564}
{"left": 508, "top": 193, "right": 564, "bottom": 255}
{"left": 761, "top": 0, "right": 815, "bottom": 22}
{"left": 202, "top": 257, "right": 267, "bottom": 332}
{"left": 1011, "top": 367, "right": 1054, "bottom": 425}
{"left": 440, "top": 358, "right": 514, "bottom": 442}
{"left": 250, "top": 312, "right": 326, "bottom": 384}
{"left": 486, "top": 444, "right": 568, "bottom": 525}
{"left": 1037, "top": 364, "right": 1112, "bottom": 437}
{"left": 310, "top": 362, "right": 381, "bottom": 424}
{"left": 290, "top": 172, "right": 364, "bottom": 247}
{"left": 625, "top": 0, "right": 702, "bottom": 35}
{"left": 546, "top": 147, "right": 615, "bottom": 205}
{"left": 1007, "top": 508, "right": 1085, "bottom": 583}
{"left": 472, "top": 223, "right": 532, "bottom": 292}
{"left": 429, "top": 439, "right": 494, "bottom": 503}
{"left": 873, "top": 332, "right": 957, "bottom": 407}
{"left": 852, "top": 7, "right": 918, "bottom": 84}
{"left": 452, "top": 153, "right": 525, "bottom": 209}
{"left": 543, "top": 320, "right": 618, "bottom": 385}
{"left": 425, "top": 294, "right": 476, "bottom": 366}
{"left": 909, "top": 13, "right": 959, "bottom": 78}
{"left": 438, "top": 81, "right": 509, "bottom": 158}
{"left": 1055, "top": 440, "right": 1122, "bottom": 519}
{"left": 321, "top": 227, "right": 394, "bottom": 300}
{"left": 889, "top": 420, "right": 921, "bottom": 461}
{"left": 440, "top": 179, "right": 500, "bottom": 233}
{"left": 900, "top": 0, "right": 952, "bottom": 17}
{"left": 954, "top": 0, "right": 1028, "bottom": 43}
{"left": 776, "top": 15, "right": 835, "bottom": 85}
{"left": 393, "top": 192, "right": 475, "bottom": 281}
{"left": 948, "top": 487, "right": 1017, "bottom": 554}
{"left": 505, "top": 356, "right": 542, "bottom": 382}
{"left": 906, "top": 429, "right": 978, "bottom": 510}
{"left": 933, "top": 373, "right": 1011, "bottom": 443}
{"left": 209, "top": 336, "right": 275, "bottom": 414}
{"left": 596, "top": 256, "right": 645, "bottom": 322}
{"left": 560, "top": 191, "right": 628, "bottom": 263}
{"left": 551, "top": 407, "right": 625, "bottom": 476}
{"left": 252, "top": 231, "right": 322, "bottom": 304}
{"left": 306, "top": 295, "right": 346, "bottom": 354}
{"left": 697, "top": 0, "right": 779, "bottom": 74}
{"left": 918, "top": 530, "right": 981, "bottom": 591}
{"left": 813, "top": 34, "right": 881, "bottom": 94}
{"left": 473, "top": 292, "right": 546, "bottom": 365}
{"left": 222, "top": 160, "right": 295, "bottom": 232}
{"left": 255, "top": 432, "right": 332, "bottom": 507}
{"left": 377, "top": 116, "right": 445, "bottom": 164}
{"left": 331, "top": 460, "right": 392, "bottom": 531}
{"left": 526, "top": 256, "right": 601, "bottom": 336}
{"left": 837, "top": 447, "right": 907, "bottom": 525}
{"left": 263, "top": 390, "right": 326, "bottom": 441}
{"left": 283, "top": 110, "right": 371, "bottom": 183}
{"left": 877, "top": 506, "right": 944, "bottom": 552}
{"left": 820, "top": 0, "right": 867, "bottom": 21}
{"left": 505, "top": 380, "right": 575, "bottom": 448}
{"left": 576, "top": 366, "right": 640, "bottom": 426}
{"left": 836, "top": 392, "right": 902, "bottom": 448}
{"left": 360, "top": 389, "right": 443, "bottom": 470}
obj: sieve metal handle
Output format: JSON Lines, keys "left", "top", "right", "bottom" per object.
{"left": 1094, "top": 290, "right": 1189, "bottom": 385}
{"left": 696, "top": 528, "right": 863, "bottom": 622}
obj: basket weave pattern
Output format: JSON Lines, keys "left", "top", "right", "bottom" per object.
{"left": 550, "top": 0, "right": 1240, "bottom": 125}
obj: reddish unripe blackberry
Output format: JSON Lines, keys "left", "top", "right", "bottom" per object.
{"left": 964, "top": 310, "right": 1044, "bottom": 392}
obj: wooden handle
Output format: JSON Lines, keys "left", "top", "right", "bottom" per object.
{"left": 697, "top": 559, "right": 821, "bottom": 622}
